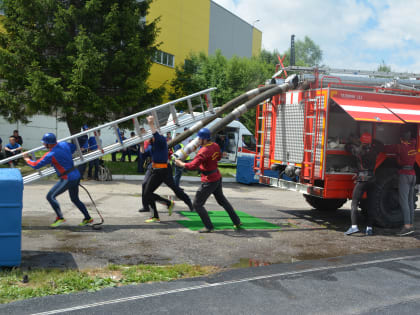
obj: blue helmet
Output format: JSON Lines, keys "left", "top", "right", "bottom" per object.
{"left": 197, "top": 128, "right": 211, "bottom": 140}
{"left": 82, "top": 124, "right": 89, "bottom": 130}
{"left": 42, "top": 133, "right": 57, "bottom": 144}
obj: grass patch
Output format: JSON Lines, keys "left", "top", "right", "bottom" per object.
{"left": 0, "top": 264, "right": 218, "bottom": 304}
{"left": 103, "top": 153, "right": 236, "bottom": 177}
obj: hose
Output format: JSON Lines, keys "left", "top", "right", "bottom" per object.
{"left": 167, "top": 84, "right": 278, "bottom": 149}
{"left": 173, "top": 82, "right": 293, "bottom": 161}
{"left": 79, "top": 183, "right": 104, "bottom": 230}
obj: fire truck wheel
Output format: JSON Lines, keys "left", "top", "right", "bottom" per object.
{"left": 368, "top": 169, "right": 403, "bottom": 228}
{"left": 303, "top": 195, "right": 347, "bottom": 211}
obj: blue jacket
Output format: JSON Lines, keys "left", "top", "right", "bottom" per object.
{"left": 27, "top": 142, "right": 80, "bottom": 181}
{"left": 88, "top": 136, "right": 98, "bottom": 151}
{"left": 141, "top": 132, "right": 168, "bottom": 163}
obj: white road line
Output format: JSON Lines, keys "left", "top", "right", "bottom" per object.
{"left": 31, "top": 254, "right": 420, "bottom": 315}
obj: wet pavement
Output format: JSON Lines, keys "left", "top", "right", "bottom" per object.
{"left": 19, "top": 180, "right": 420, "bottom": 270}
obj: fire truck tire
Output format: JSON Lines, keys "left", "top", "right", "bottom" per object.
{"left": 303, "top": 195, "right": 347, "bottom": 211}
{"left": 368, "top": 169, "right": 403, "bottom": 228}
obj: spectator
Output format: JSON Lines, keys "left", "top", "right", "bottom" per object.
{"left": 88, "top": 130, "right": 100, "bottom": 180}
{"left": 173, "top": 133, "right": 191, "bottom": 187}
{"left": 127, "top": 131, "right": 139, "bottom": 162}
{"left": 12, "top": 130, "right": 23, "bottom": 146}
{"left": 137, "top": 127, "right": 147, "bottom": 173}
{"left": 216, "top": 134, "right": 227, "bottom": 154}
{"left": 111, "top": 131, "right": 128, "bottom": 162}
{"left": 181, "top": 127, "right": 191, "bottom": 147}
{"left": 5, "top": 136, "right": 23, "bottom": 167}
{"left": 77, "top": 125, "right": 89, "bottom": 179}
{"left": 166, "top": 131, "right": 172, "bottom": 142}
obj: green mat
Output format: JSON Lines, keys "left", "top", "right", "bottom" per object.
{"left": 177, "top": 210, "right": 280, "bottom": 231}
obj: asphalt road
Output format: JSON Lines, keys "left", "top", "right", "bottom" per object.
{"left": 2, "top": 248, "right": 420, "bottom": 315}
{"left": 19, "top": 180, "right": 420, "bottom": 269}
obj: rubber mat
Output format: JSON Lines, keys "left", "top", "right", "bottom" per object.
{"left": 177, "top": 210, "right": 280, "bottom": 230}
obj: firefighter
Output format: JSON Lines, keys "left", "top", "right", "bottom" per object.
{"left": 141, "top": 116, "right": 193, "bottom": 222}
{"left": 138, "top": 136, "right": 176, "bottom": 215}
{"left": 23, "top": 133, "right": 93, "bottom": 227}
{"left": 385, "top": 130, "right": 417, "bottom": 236}
{"left": 175, "top": 127, "right": 242, "bottom": 233}
{"left": 345, "top": 132, "right": 384, "bottom": 236}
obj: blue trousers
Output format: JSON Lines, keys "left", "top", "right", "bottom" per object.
{"left": 46, "top": 179, "right": 91, "bottom": 220}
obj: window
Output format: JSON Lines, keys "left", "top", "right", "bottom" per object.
{"left": 153, "top": 50, "right": 174, "bottom": 68}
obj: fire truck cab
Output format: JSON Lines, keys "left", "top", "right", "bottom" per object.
{"left": 255, "top": 67, "right": 420, "bottom": 227}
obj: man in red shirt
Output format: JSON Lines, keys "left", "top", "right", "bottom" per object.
{"left": 385, "top": 130, "right": 417, "bottom": 236}
{"left": 175, "top": 128, "right": 242, "bottom": 233}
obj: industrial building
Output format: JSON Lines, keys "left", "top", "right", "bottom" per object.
{"left": 147, "top": 0, "right": 262, "bottom": 92}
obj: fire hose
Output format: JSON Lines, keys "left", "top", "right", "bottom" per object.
{"left": 173, "top": 76, "right": 297, "bottom": 161}
{"left": 167, "top": 84, "right": 278, "bottom": 149}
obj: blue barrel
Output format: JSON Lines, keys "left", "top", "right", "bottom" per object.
{"left": 236, "top": 156, "right": 258, "bottom": 184}
{"left": 0, "top": 169, "right": 23, "bottom": 267}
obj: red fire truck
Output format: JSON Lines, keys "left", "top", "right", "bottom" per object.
{"left": 254, "top": 66, "right": 420, "bottom": 227}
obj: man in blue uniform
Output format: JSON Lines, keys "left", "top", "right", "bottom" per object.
{"left": 23, "top": 133, "right": 93, "bottom": 228}
{"left": 141, "top": 116, "right": 193, "bottom": 222}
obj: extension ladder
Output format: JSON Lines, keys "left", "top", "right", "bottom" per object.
{"left": 0, "top": 88, "right": 217, "bottom": 184}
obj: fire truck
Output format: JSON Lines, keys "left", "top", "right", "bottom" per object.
{"left": 254, "top": 66, "right": 420, "bottom": 227}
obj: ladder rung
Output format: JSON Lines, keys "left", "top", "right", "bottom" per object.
{"left": 304, "top": 149, "right": 313, "bottom": 152}
{"left": 306, "top": 116, "right": 316, "bottom": 118}
{"left": 305, "top": 133, "right": 315, "bottom": 135}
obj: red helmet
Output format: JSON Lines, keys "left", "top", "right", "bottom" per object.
{"left": 360, "top": 132, "right": 372, "bottom": 144}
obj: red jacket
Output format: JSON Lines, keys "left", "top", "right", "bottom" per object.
{"left": 385, "top": 139, "right": 417, "bottom": 175}
{"left": 184, "top": 142, "right": 221, "bottom": 182}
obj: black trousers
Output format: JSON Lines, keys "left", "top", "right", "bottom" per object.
{"left": 141, "top": 164, "right": 171, "bottom": 213}
{"left": 143, "top": 164, "right": 193, "bottom": 218}
{"left": 351, "top": 180, "right": 373, "bottom": 226}
{"left": 193, "top": 178, "right": 241, "bottom": 230}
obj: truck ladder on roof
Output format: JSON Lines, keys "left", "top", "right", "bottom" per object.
{"left": 0, "top": 88, "right": 217, "bottom": 185}
{"left": 282, "top": 66, "right": 420, "bottom": 79}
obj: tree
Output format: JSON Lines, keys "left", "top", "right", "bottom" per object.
{"left": 294, "top": 36, "right": 322, "bottom": 66}
{"left": 0, "top": 0, "right": 164, "bottom": 134}
{"left": 378, "top": 60, "right": 391, "bottom": 72}
{"left": 170, "top": 50, "right": 274, "bottom": 132}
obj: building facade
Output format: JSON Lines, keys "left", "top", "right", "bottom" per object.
{"left": 147, "top": 0, "right": 262, "bottom": 92}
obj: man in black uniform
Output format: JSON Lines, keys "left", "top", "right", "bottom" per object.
{"left": 345, "top": 132, "right": 384, "bottom": 236}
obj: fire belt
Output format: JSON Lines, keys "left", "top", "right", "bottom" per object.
{"left": 152, "top": 162, "right": 168, "bottom": 169}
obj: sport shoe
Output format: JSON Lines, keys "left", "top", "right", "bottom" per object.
{"left": 233, "top": 222, "right": 244, "bottom": 230}
{"left": 79, "top": 218, "right": 94, "bottom": 226}
{"left": 138, "top": 208, "right": 149, "bottom": 213}
{"left": 198, "top": 228, "right": 214, "bottom": 233}
{"left": 50, "top": 218, "right": 66, "bottom": 228}
{"left": 145, "top": 217, "right": 160, "bottom": 223}
{"left": 398, "top": 226, "right": 414, "bottom": 236}
{"left": 365, "top": 228, "right": 373, "bottom": 236}
{"left": 344, "top": 226, "right": 359, "bottom": 235}
{"left": 168, "top": 200, "right": 175, "bottom": 216}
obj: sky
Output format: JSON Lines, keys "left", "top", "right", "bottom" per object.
{"left": 212, "top": 0, "right": 420, "bottom": 73}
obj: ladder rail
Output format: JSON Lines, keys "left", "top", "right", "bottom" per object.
{"left": 21, "top": 111, "right": 216, "bottom": 184}
{"left": 0, "top": 87, "right": 217, "bottom": 166}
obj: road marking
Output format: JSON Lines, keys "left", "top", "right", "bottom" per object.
{"left": 31, "top": 254, "right": 420, "bottom": 315}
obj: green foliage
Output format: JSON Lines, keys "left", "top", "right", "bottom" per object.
{"left": 170, "top": 50, "right": 275, "bottom": 132}
{"left": 0, "top": 0, "right": 164, "bottom": 134}
{"left": 0, "top": 264, "right": 216, "bottom": 304}
{"left": 378, "top": 60, "right": 391, "bottom": 72}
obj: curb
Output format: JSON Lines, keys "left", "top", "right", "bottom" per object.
{"left": 111, "top": 175, "right": 237, "bottom": 182}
